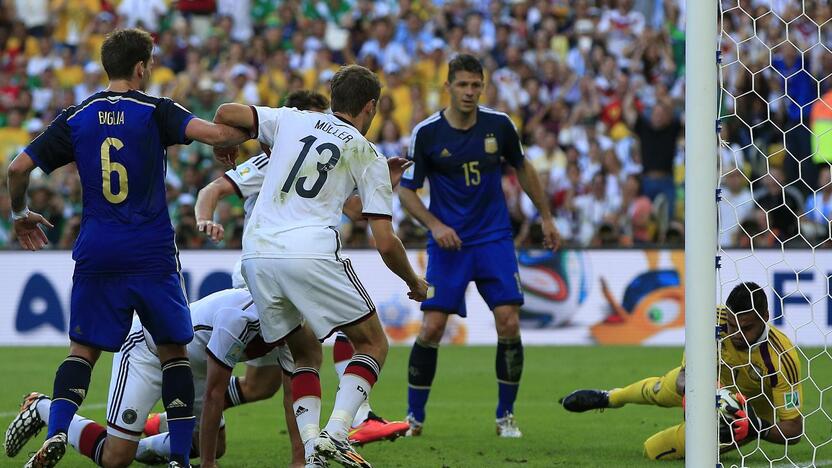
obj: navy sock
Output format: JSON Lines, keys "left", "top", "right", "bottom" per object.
{"left": 224, "top": 376, "right": 245, "bottom": 408}
{"left": 48, "top": 356, "right": 92, "bottom": 438}
{"left": 496, "top": 336, "right": 523, "bottom": 418}
{"left": 162, "top": 358, "right": 195, "bottom": 466}
{"left": 407, "top": 338, "right": 438, "bottom": 423}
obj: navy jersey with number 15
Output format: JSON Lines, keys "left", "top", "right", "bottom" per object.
{"left": 25, "top": 90, "right": 195, "bottom": 275}
{"left": 401, "top": 106, "right": 525, "bottom": 247}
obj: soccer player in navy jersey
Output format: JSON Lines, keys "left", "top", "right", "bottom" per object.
{"left": 399, "top": 54, "right": 561, "bottom": 438}
{"left": 5, "top": 29, "right": 249, "bottom": 468}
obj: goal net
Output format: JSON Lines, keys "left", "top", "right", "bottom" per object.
{"left": 713, "top": 0, "right": 832, "bottom": 467}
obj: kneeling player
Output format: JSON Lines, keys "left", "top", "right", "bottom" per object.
{"left": 5, "top": 288, "right": 302, "bottom": 467}
{"left": 189, "top": 89, "right": 409, "bottom": 447}
{"left": 560, "top": 282, "right": 803, "bottom": 460}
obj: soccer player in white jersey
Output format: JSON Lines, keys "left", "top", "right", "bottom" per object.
{"left": 211, "top": 65, "right": 429, "bottom": 468}
{"left": 5, "top": 289, "right": 298, "bottom": 467}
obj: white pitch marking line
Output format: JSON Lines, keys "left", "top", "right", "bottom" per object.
{"left": 0, "top": 402, "right": 108, "bottom": 418}
{"left": 769, "top": 459, "right": 832, "bottom": 468}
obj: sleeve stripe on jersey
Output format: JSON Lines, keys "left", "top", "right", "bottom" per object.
{"left": 237, "top": 320, "right": 261, "bottom": 342}
{"left": 759, "top": 342, "right": 779, "bottom": 388}
{"left": 408, "top": 112, "right": 441, "bottom": 158}
{"left": 363, "top": 213, "right": 392, "bottom": 220}
{"left": 194, "top": 325, "right": 214, "bottom": 333}
{"left": 223, "top": 174, "right": 244, "bottom": 198}
{"left": 769, "top": 334, "right": 800, "bottom": 383}
{"left": 206, "top": 347, "right": 234, "bottom": 371}
{"left": 249, "top": 105, "right": 259, "bottom": 139}
{"left": 769, "top": 334, "right": 799, "bottom": 383}
{"left": 253, "top": 154, "right": 270, "bottom": 169}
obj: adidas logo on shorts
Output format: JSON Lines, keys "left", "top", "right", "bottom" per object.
{"left": 295, "top": 406, "right": 308, "bottom": 417}
{"left": 69, "top": 388, "right": 86, "bottom": 399}
{"left": 166, "top": 399, "right": 187, "bottom": 409}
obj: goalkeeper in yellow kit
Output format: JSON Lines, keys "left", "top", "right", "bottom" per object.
{"left": 560, "top": 282, "right": 803, "bottom": 460}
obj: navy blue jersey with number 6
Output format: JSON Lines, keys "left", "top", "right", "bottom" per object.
{"left": 25, "top": 90, "right": 195, "bottom": 275}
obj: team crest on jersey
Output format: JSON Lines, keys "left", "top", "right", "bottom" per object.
{"left": 785, "top": 391, "right": 800, "bottom": 409}
{"left": 440, "top": 148, "right": 452, "bottom": 158}
{"left": 122, "top": 409, "right": 137, "bottom": 425}
{"left": 484, "top": 134, "right": 498, "bottom": 154}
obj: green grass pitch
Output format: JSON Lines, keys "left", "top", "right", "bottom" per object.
{"left": 1, "top": 346, "right": 831, "bottom": 467}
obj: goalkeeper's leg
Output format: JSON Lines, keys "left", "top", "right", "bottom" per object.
{"left": 561, "top": 366, "right": 683, "bottom": 412}
{"left": 643, "top": 422, "right": 685, "bottom": 460}
{"left": 608, "top": 366, "right": 683, "bottom": 408}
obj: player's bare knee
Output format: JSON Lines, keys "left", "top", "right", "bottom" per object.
{"left": 156, "top": 343, "right": 188, "bottom": 363}
{"left": 99, "top": 439, "right": 136, "bottom": 468}
{"left": 494, "top": 312, "right": 520, "bottom": 337}
{"left": 419, "top": 320, "right": 446, "bottom": 344}
{"left": 68, "top": 341, "right": 102, "bottom": 366}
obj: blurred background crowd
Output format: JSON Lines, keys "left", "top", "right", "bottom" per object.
{"left": 0, "top": 0, "right": 829, "bottom": 250}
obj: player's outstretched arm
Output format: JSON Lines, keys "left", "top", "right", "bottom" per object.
{"left": 185, "top": 117, "right": 250, "bottom": 148}
{"left": 399, "top": 187, "right": 462, "bottom": 250}
{"left": 516, "top": 159, "right": 561, "bottom": 251}
{"left": 369, "top": 218, "right": 428, "bottom": 301}
{"left": 7, "top": 152, "right": 54, "bottom": 251}
{"left": 200, "top": 356, "right": 234, "bottom": 468}
{"left": 195, "top": 177, "right": 237, "bottom": 242}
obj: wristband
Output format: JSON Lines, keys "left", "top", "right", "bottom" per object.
{"left": 11, "top": 207, "right": 30, "bottom": 221}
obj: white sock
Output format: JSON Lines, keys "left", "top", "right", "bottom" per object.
{"left": 352, "top": 401, "right": 371, "bottom": 427}
{"left": 136, "top": 433, "right": 171, "bottom": 460}
{"left": 157, "top": 413, "right": 169, "bottom": 433}
{"left": 35, "top": 398, "right": 51, "bottom": 421}
{"left": 66, "top": 415, "right": 96, "bottom": 452}
{"left": 294, "top": 396, "right": 321, "bottom": 458}
{"left": 324, "top": 373, "right": 374, "bottom": 441}
{"left": 334, "top": 360, "right": 348, "bottom": 379}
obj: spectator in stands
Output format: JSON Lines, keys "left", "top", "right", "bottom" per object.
{"left": 623, "top": 90, "right": 682, "bottom": 220}
{"left": 753, "top": 167, "right": 804, "bottom": 244}
{"left": 719, "top": 169, "right": 754, "bottom": 246}
{"left": 575, "top": 171, "right": 621, "bottom": 246}
{"left": 804, "top": 166, "right": 832, "bottom": 242}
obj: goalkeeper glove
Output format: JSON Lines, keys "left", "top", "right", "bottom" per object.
{"left": 725, "top": 393, "right": 771, "bottom": 442}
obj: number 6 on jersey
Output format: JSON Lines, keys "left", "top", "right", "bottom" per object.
{"left": 101, "top": 137, "right": 128, "bottom": 204}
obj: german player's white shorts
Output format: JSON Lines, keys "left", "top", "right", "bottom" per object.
{"left": 105, "top": 332, "right": 222, "bottom": 441}
{"left": 241, "top": 257, "right": 375, "bottom": 343}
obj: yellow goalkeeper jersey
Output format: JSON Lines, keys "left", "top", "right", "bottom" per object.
{"left": 717, "top": 307, "right": 803, "bottom": 422}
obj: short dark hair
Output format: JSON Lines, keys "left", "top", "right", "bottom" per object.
{"left": 726, "top": 282, "right": 769, "bottom": 320}
{"left": 101, "top": 28, "right": 153, "bottom": 80}
{"left": 330, "top": 65, "right": 381, "bottom": 117}
{"left": 284, "top": 90, "right": 329, "bottom": 111}
{"left": 448, "top": 53, "right": 484, "bottom": 83}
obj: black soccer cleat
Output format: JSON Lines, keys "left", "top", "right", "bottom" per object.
{"left": 559, "top": 389, "right": 610, "bottom": 412}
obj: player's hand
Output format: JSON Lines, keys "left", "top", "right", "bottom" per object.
{"left": 387, "top": 157, "right": 413, "bottom": 188}
{"left": 214, "top": 145, "right": 238, "bottom": 169}
{"left": 197, "top": 219, "right": 225, "bottom": 242}
{"left": 541, "top": 217, "right": 561, "bottom": 251}
{"left": 724, "top": 393, "right": 767, "bottom": 442}
{"left": 13, "top": 211, "right": 54, "bottom": 251}
{"left": 430, "top": 222, "right": 462, "bottom": 250}
{"left": 407, "top": 277, "right": 430, "bottom": 302}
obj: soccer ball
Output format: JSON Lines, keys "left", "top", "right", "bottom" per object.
{"left": 517, "top": 250, "right": 590, "bottom": 328}
{"left": 717, "top": 387, "right": 742, "bottom": 418}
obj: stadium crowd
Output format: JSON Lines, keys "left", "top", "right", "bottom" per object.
{"left": 0, "top": 0, "right": 826, "bottom": 250}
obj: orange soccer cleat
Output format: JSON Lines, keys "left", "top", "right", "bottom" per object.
{"left": 348, "top": 412, "right": 410, "bottom": 446}
{"left": 144, "top": 413, "right": 163, "bottom": 437}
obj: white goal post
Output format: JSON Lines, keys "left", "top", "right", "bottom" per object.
{"left": 685, "top": 0, "right": 719, "bottom": 466}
